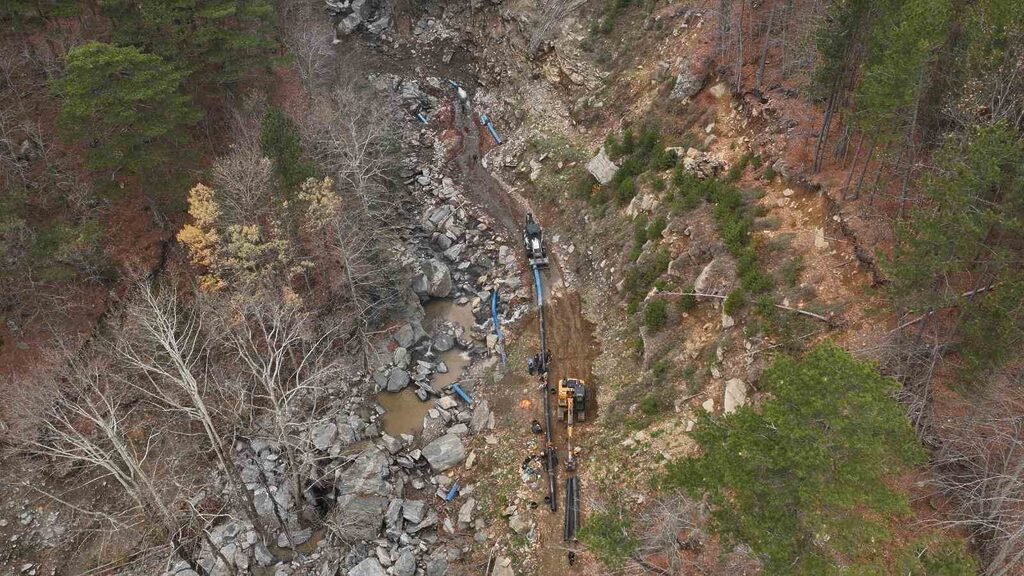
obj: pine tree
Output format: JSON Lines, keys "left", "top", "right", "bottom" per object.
{"left": 884, "top": 123, "right": 1024, "bottom": 377}
{"left": 99, "top": 0, "right": 275, "bottom": 87}
{"left": 52, "top": 42, "right": 200, "bottom": 174}
{"left": 664, "top": 343, "right": 925, "bottom": 574}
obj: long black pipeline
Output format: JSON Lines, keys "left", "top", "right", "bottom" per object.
{"left": 563, "top": 476, "right": 580, "bottom": 541}
{"left": 533, "top": 262, "right": 557, "bottom": 512}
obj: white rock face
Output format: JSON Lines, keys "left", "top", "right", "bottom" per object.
{"left": 723, "top": 378, "right": 748, "bottom": 414}
{"left": 586, "top": 147, "right": 619, "bottom": 185}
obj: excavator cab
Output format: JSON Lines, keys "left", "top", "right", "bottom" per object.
{"left": 523, "top": 213, "right": 549, "bottom": 268}
{"left": 556, "top": 378, "right": 587, "bottom": 424}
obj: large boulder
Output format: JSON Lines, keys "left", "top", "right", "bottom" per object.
{"left": 421, "top": 434, "right": 466, "bottom": 472}
{"left": 693, "top": 258, "right": 736, "bottom": 300}
{"left": 469, "top": 400, "right": 491, "bottom": 434}
{"left": 586, "top": 147, "right": 619, "bottom": 185}
{"left": 669, "top": 56, "right": 709, "bottom": 100}
{"left": 335, "top": 447, "right": 390, "bottom": 498}
{"left": 349, "top": 557, "right": 387, "bottom": 576}
{"left": 412, "top": 259, "right": 453, "bottom": 298}
{"left": 386, "top": 368, "right": 411, "bottom": 392}
{"left": 724, "top": 378, "right": 747, "bottom": 414}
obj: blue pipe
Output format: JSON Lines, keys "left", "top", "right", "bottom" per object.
{"left": 415, "top": 112, "right": 428, "bottom": 124}
{"left": 452, "top": 383, "right": 472, "bottom": 404}
{"left": 445, "top": 482, "right": 460, "bottom": 501}
{"left": 480, "top": 113, "right": 503, "bottom": 145}
{"left": 491, "top": 291, "right": 507, "bottom": 365}
{"left": 532, "top": 266, "right": 543, "bottom": 308}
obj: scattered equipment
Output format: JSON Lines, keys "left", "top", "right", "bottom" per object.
{"left": 523, "top": 213, "right": 549, "bottom": 268}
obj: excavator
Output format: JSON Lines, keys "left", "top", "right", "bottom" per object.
{"left": 556, "top": 377, "right": 587, "bottom": 424}
{"left": 523, "top": 213, "right": 549, "bottom": 268}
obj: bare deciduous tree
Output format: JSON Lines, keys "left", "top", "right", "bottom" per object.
{"left": 23, "top": 359, "right": 206, "bottom": 573}
{"left": 930, "top": 379, "right": 1024, "bottom": 576}
{"left": 117, "top": 283, "right": 271, "bottom": 545}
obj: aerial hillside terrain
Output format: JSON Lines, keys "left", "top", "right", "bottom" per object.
{"left": 0, "top": 1, "right": 1021, "bottom": 575}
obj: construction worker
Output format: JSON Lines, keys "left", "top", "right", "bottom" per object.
{"left": 527, "top": 355, "right": 537, "bottom": 375}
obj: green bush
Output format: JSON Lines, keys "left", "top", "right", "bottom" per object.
{"left": 616, "top": 177, "right": 637, "bottom": 205}
{"left": 578, "top": 507, "right": 638, "bottom": 569}
{"left": 723, "top": 288, "right": 746, "bottom": 315}
{"left": 780, "top": 255, "right": 804, "bottom": 286}
{"left": 676, "top": 286, "right": 697, "bottom": 312}
{"left": 725, "top": 152, "right": 751, "bottom": 182}
{"left": 646, "top": 215, "right": 667, "bottom": 240}
{"left": 644, "top": 298, "right": 668, "bottom": 331}
{"left": 624, "top": 249, "right": 670, "bottom": 302}
{"left": 662, "top": 343, "right": 926, "bottom": 573}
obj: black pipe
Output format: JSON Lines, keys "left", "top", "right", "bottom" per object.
{"left": 544, "top": 445, "right": 558, "bottom": 512}
{"left": 564, "top": 476, "right": 580, "bottom": 541}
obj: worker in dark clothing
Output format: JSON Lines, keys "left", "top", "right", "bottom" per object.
{"left": 568, "top": 551, "right": 576, "bottom": 566}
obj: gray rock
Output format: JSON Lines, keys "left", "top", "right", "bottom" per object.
{"left": 508, "top": 514, "right": 529, "bottom": 534}
{"left": 421, "top": 434, "right": 466, "bottom": 471}
{"left": 402, "top": 500, "right": 427, "bottom": 524}
{"left": 310, "top": 422, "right": 338, "bottom": 451}
{"left": 387, "top": 368, "right": 411, "bottom": 392}
{"left": 335, "top": 447, "right": 390, "bottom": 498}
{"left": 336, "top": 12, "right": 362, "bottom": 35}
{"left": 458, "top": 497, "right": 475, "bottom": 524}
{"left": 433, "top": 332, "right": 455, "bottom": 352}
{"left": 694, "top": 258, "right": 735, "bottom": 300}
{"left": 586, "top": 147, "right": 619, "bottom": 185}
{"left": 392, "top": 551, "right": 416, "bottom": 576}
{"left": 412, "top": 259, "right": 453, "bottom": 298}
{"left": 469, "top": 400, "right": 491, "bottom": 433}
{"left": 669, "top": 58, "right": 708, "bottom": 100}
{"left": 425, "top": 556, "right": 448, "bottom": 576}
{"left": 348, "top": 558, "right": 387, "bottom": 576}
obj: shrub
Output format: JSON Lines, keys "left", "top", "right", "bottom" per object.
{"left": 676, "top": 286, "right": 697, "bottom": 313}
{"left": 725, "top": 152, "right": 751, "bottom": 182}
{"left": 578, "top": 507, "right": 638, "bottom": 569}
{"left": 723, "top": 288, "right": 746, "bottom": 315}
{"left": 644, "top": 298, "right": 668, "bottom": 331}
{"left": 616, "top": 176, "right": 637, "bottom": 205}
{"left": 646, "top": 215, "right": 668, "bottom": 240}
{"left": 780, "top": 255, "right": 804, "bottom": 286}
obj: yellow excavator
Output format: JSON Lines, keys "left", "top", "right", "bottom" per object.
{"left": 556, "top": 378, "right": 587, "bottom": 424}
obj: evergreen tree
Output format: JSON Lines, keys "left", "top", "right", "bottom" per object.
{"left": 884, "top": 123, "right": 1024, "bottom": 377}
{"left": 0, "top": 0, "right": 78, "bottom": 24}
{"left": 52, "top": 42, "right": 200, "bottom": 174}
{"left": 664, "top": 343, "right": 925, "bottom": 574}
{"left": 99, "top": 0, "right": 275, "bottom": 87}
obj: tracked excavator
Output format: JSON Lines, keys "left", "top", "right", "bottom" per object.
{"left": 556, "top": 378, "right": 587, "bottom": 424}
{"left": 523, "top": 213, "right": 549, "bottom": 268}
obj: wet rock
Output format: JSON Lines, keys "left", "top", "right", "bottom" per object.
{"left": 387, "top": 368, "right": 411, "bottom": 392}
{"left": 586, "top": 147, "right": 619, "bottom": 185}
{"left": 349, "top": 557, "right": 387, "bottom": 576}
{"left": 421, "top": 433, "right": 466, "bottom": 471}
{"left": 433, "top": 331, "right": 455, "bottom": 352}
{"left": 394, "top": 322, "right": 427, "bottom": 348}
